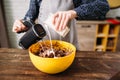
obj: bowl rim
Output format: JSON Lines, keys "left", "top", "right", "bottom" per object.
{"left": 29, "top": 50, "right": 75, "bottom": 59}
{"left": 29, "top": 40, "right": 76, "bottom": 59}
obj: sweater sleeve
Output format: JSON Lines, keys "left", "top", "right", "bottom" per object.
{"left": 24, "top": 0, "right": 42, "bottom": 21}
{"left": 73, "top": 0, "right": 110, "bottom": 20}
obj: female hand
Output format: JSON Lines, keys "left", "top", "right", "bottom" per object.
{"left": 12, "top": 20, "right": 27, "bottom": 33}
{"left": 52, "top": 10, "right": 77, "bottom": 31}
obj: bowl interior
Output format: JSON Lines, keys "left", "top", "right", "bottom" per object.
{"left": 29, "top": 40, "right": 76, "bottom": 74}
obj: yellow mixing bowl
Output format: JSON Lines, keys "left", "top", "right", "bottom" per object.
{"left": 29, "top": 40, "right": 76, "bottom": 74}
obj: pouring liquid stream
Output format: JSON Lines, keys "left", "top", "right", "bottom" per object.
{"left": 39, "top": 24, "right": 57, "bottom": 58}
{"left": 38, "top": 14, "right": 63, "bottom": 58}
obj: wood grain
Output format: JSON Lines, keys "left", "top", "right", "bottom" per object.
{"left": 0, "top": 48, "right": 120, "bottom": 80}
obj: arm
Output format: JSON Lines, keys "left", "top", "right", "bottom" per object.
{"left": 12, "top": 0, "right": 42, "bottom": 33}
{"left": 73, "top": 0, "right": 110, "bottom": 20}
{"left": 24, "top": 0, "right": 42, "bottom": 21}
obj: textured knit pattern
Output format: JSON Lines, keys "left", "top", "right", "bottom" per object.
{"left": 24, "top": 0, "right": 110, "bottom": 21}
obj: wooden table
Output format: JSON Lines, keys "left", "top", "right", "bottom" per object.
{"left": 0, "top": 48, "right": 120, "bottom": 80}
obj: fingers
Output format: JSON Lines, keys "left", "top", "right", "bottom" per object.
{"left": 52, "top": 11, "right": 74, "bottom": 31}
{"left": 59, "top": 13, "right": 66, "bottom": 30}
{"left": 52, "top": 13, "right": 57, "bottom": 25}
{"left": 12, "top": 20, "right": 27, "bottom": 33}
{"left": 60, "top": 14, "right": 69, "bottom": 30}
{"left": 53, "top": 11, "right": 69, "bottom": 31}
{"left": 55, "top": 12, "right": 62, "bottom": 31}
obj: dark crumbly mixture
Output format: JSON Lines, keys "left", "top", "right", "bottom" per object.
{"left": 30, "top": 42, "right": 73, "bottom": 58}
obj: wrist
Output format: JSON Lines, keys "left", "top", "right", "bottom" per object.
{"left": 68, "top": 10, "right": 77, "bottom": 19}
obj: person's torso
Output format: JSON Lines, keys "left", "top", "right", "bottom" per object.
{"left": 37, "top": 0, "right": 79, "bottom": 50}
{"left": 38, "top": 0, "right": 74, "bottom": 22}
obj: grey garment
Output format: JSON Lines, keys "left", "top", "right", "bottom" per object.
{"left": 38, "top": 0, "right": 79, "bottom": 50}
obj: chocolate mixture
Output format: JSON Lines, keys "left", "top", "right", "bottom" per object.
{"left": 30, "top": 42, "right": 73, "bottom": 58}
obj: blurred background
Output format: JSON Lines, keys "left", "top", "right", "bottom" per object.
{"left": 0, "top": 0, "right": 120, "bottom": 51}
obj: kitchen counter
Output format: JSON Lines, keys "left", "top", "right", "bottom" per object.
{"left": 0, "top": 48, "right": 120, "bottom": 80}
